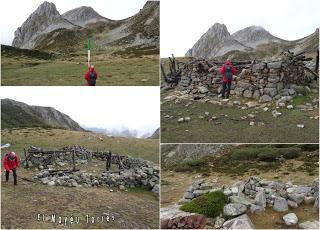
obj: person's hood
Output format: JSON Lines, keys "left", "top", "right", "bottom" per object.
{"left": 89, "top": 67, "right": 94, "bottom": 72}
{"left": 225, "top": 60, "right": 232, "bottom": 65}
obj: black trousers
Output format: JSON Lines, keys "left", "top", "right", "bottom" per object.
{"left": 5, "top": 168, "right": 17, "bottom": 185}
{"left": 221, "top": 81, "right": 232, "bottom": 98}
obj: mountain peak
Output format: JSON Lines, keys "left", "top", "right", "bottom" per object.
{"left": 231, "top": 25, "right": 281, "bottom": 48}
{"left": 62, "top": 6, "right": 107, "bottom": 27}
{"left": 36, "top": 1, "right": 59, "bottom": 16}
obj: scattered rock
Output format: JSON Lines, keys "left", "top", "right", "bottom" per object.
{"left": 223, "top": 203, "right": 247, "bottom": 217}
{"left": 299, "top": 220, "right": 319, "bottom": 229}
{"left": 282, "top": 213, "right": 298, "bottom": 226}
{"left": 273, "top": 197, "right": 288, "bottom": 212}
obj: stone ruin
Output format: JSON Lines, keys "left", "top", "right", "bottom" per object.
{"left": 161, "top": 51, "right": 319, "bottom": 102}
{"left": 161, "top": 176, "right": 319, "bottom": 229}
{"left": 24, "top": 145, "right": 159, "bottom": 195}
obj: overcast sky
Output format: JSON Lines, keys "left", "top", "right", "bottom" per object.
{"left": 0, "top": 0, "right": 149, "bottom": 45}
{"left": 0, "top": 87, "right": 159, "bottom": 137}
{"left": 161, "top": 0, "right": 320, "bottom": 57}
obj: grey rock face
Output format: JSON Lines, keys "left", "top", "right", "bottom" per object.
{"left": 231, "top": 26, "right": 283, "bottom": 48}
{"left": 223, "top": 203, "right": 247, "bottom": 217}
{"left": 222, "top": 214, "right": 255, "bottom": 229}
{"left": 273, "top": 197, "right": 288, "bottom": 212}
{"left": 185, "top": 23, "right": 251, "bottom": 58}
{"left": 254, "top": 190, "right": 267, "bottom": 207}
{"left": 62, "top": 6, "right": 108, "bottom": 27}
{"left": 12, "top": 1, "right": 77, "bottom": 49}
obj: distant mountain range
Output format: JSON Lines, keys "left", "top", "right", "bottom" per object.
{"left": 11, "top": 1, "right": 159, "bottom": 54}
{"left": 1, "top": 98, "right": 84, "bottom": 131}
{"left": 84, "top": 126, "right": 159, "bottom": 139}
{"left": 186, "top": 23, "right": 319, "bottom": 59}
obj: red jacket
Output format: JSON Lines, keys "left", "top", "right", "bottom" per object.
{"left": 3, "top": 152, "right": 19, "bottom": 171}
{"left": 219, "top": 61, "right": 237, "bottom": 82}
{"left": 84, "top": 67, "right": 98, "bottom": 86}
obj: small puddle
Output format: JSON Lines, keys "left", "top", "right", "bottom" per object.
{"left": 248, "top": 204, "right": 318, "bottom": 229}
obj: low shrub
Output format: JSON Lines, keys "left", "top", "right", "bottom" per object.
{"left": 180, "top": 191, "right": 228, "bottom": 218}
{"left": 298, "top": 144, "right": 319, "bottom": 152}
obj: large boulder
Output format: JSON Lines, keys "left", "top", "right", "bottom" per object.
{"left": 273, "top": 197, "right": 288, "bottom": 212}
{"left": 282, "top": 213, "right": 298, "bottom": 226}
{"left": 299, "top": 220, "right": 319, "bottom": 229}
{"left": 288, "top": 193, "right": 305, "bottom": 205}
{"left": 222, "top": 214, "right": 255, "bottom": 229}
{"left": 254, "top": 191, "right": 266, "bottom": 208}
{"left": 223, "top": 203, "right": 247, "bottom": 217}
{"left": 160, "top": 205, "right": 207, "bottom": 229}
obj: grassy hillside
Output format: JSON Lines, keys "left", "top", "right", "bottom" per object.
{"left": 1, "top": 128, "right": 159, "bottom": 163}
{"left": 1, "top": 53, "right": 159, "bottom": 86}
{"left": 161, "top": 91, "right": 319, "bottom": 143}
{"left": 1, "top": 104, "right": 49, "bottom": 129}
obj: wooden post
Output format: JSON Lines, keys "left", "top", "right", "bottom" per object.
{"left": 87, "top": 38, "right": 91, "bottom": 67}
{"left": 316, "top": 49, "right": 319, "bottom": 73}
{"left": 24, "top": 148, "right": 29, "bottom": 168}
{"left": 72, "top": 150, "right": 75, "bottom": 171}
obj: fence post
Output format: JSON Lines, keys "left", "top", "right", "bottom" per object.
{"left": 24, "top": 148, "right": 29, "bottom": 168}
{"left": 72, "top": 149, "right": 76, "bottom": 171}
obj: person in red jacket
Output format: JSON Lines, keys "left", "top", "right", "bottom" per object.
{"left": 3, "top": 151, "right": 19, "bottom": 185}
{"left": 84, "top": 65, "right": 98, "bottom": 86}
{"left": 219, "top": 59, "right": 237, "bottom": 98}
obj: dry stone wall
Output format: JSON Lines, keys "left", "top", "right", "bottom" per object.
{"left": 164, "top": 56, "right": 318, "bottom": 102}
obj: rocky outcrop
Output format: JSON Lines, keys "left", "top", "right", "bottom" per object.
{"left": 12, "top": 1, "right": 77, "bottom": 49}
{"left": 1, "top": 98, "right": 84, "bottom": 131}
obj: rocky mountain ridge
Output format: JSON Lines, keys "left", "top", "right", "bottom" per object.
{"left": 11, "top": 1, "right": 159, "bottom": 53}
{"left": 186, "top": 23, "right": 318, "bottom": 59}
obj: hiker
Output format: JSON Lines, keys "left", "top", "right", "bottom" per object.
{"left": 85, "top": 65, "right": 98, "bottom": 86}
{"left": 219, "top": 59, "right": 237, "bottom": 98}
{"left": 3, "top": 151, "right": 20, "bottom": 185}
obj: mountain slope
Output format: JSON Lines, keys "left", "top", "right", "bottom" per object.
{"left": 186, "top": 23, "right": 318, "bottom": 59}
{"left": 231, "top": 25, "right": 284, "bottom": 48}
{"left": 1, "top": 99, "right": 84, "bottom": 131}
{"left": 185, "top": 23, "right": 251, "bottom": 58}
{"left": 12, "top": 1, "right": 159, "bottom": 54}
{"left": 148, "top": 128, "right": 159, "bottom": 139}
{"left": 62, "top": 6, "right": 110, "bottom": 27}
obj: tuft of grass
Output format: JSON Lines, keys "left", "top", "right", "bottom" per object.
{"left": 180, "top": 191, "right": 228, "bottom": 218}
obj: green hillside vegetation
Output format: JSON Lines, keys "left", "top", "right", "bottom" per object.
{"left": 1, "top": 128, "right": 159, "bottom": 163}
{"left": 1, "top": 103, "right": 50, "bottom": 129}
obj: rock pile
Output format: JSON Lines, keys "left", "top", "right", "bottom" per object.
{"left": 161, "top": 176, "right": 319, "bottom": 229}
{"left": 32, "top": 157, "right": 160, "bottom": 194}
{"left": 162, "top": 54, "right": 318, "bottom": 101}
